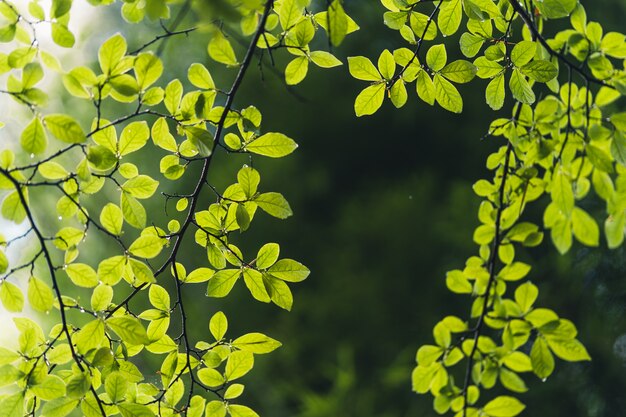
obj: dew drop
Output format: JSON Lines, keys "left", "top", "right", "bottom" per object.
{"left": 30, "top": 153, "right": 35, "bottom": 158}
{"left": 408, "top": 195, "right": 413, "bottom": 200}
{"left": 79, "top": 307, "right": 85, "bottom": 313}
{"left": 541, "top": 378, "right": 548, "bottom": 382}
{"left": 58, "top": 216, "right": 62, "bottom": 220}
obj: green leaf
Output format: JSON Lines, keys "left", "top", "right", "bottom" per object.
{"left": 99, "top": 33, "right": 127, "bottom": 75}
{"left": 0, "top": 281, "right": 23, "bottom": 312}
{"left": 27, "top": 276, "right": 54, "bottom": 311}
{"left": 100, "top": 203, "right": 123, "bottom": 235}
{"left": 551, "top": 170, "right": 574, "bottom": 216}
{"left": 228, "top": 405, "right": 259, "bottom": 417}
{"left": 188, "top": 63, "right": 215, "bottom": 89}
{"left": 520, "top": 60, "right": 558, "bottom": 82}
{"left": 224, "top": 383, "right": 245, "bottom": 400}
{"left": 531, "top": 337, "right": 555, "bottom": 379}
{"left": 483, "top": 396, "right": 526, "bottom": 417}
{"left": 411, "top": 364, "right": 438, "bottom": 393}
{"left": 265, "top": 274, "right": 293, "bottom": 311}
{"left": 232, "top": 333, "right": 282, "bottom": 354}
{"left": 205, "top": 400, "right": 227, "bottom": 417}
{"left": 51, "top": 0, "right": 71, "bottom": 18}
{"left": 254, "top": 192, "right": 293, "bottom": 219}
{"left": 474, "top": 56, "right": 504, "bottom": 78}
{"left": 44, "top": 114, "right": 85, "bottom": 143}
{"left": 327, "top": 0, "right": 348, "bottom": 46}
{"left": 118, "top": 121, "right": 149, "bottom": 156}
{"left": 536, "top": 0, "right": 576, "bottom": 19}
{"left": 416, "top": 71, "right": 436, "bottom": 105}
{"left": 184, "top": 126, "right": 213, "bottom": 157}
{"left": 129, "top": 258, "right": 156, "bottom": 283}
{"left": 134, "top": 53, "right": 163, "bottom": 90}
{"left": 240, "top": 268, "right": 268, "bottom": 302}
{"left": 149, "top": 284, "right": 170, "bottom": 311}
{"left": 0, "top": 347, "right": 19, "bottom": 365}
{"left": 20, "top": 117, "right": 47, "bottom": 154}
{"left": 433, "top": 74, "right": 463, "bottom": 113}
{"left": 73, "top": 319, "right": 105, "bottom": 353}
{"left": 605, "top": 212, "right": 625, "bottom": 249}
{"left": 460, "top": 32, "right": 485, "bottom": 58}
{"left": 611, "top": 131, "right": 626, "bottom": 166}
{"left": 87, "top": 145, "right": 117, "bottom": 170}
{"left": 97, "top": 256, "right": 126, "bottom": 285}
{"left": 197, "top": 368, "right": 224, "bottom": 388}
{"left": 347, "top": 56, "right": 381, "bottom": 81}
{"left": 51, "top": 23, "right": 75, "bottom": 47}
{"left": 0, "top": 391, "right": 24, "bottom": 417}
{"left": 106, "top": 316, "right": 150, "bottom": 345}
{"left": 416, "top": 345, "right": 444, "bottom": 366}
{"left": 225, "top": 350, "right": 254, "bottom": 381}
{"left": 91, "top": 284, "right": 113, "bottom": 311}
{"left": 122, "top": 175, "right": 159, "bottom": 199}
{"left": 377, "top": 49, "right": 395, "bottom": 80}
{"left": 571, "top": 207, "right": 599, "bottom": 246}
{"left": 409, "top": 12, "right": 437, "bottom": 40}
{"left": 277, "top": 0, "right": 303, "bottom": 29}
{"left": 440, "top": 60, "right": 477, "bottom": 83}
{"left": 268, "top": 259, "right": 310, "bottom": 282}
{"left": 389, "top": 81, "right": 407, "bottom": 108}
{"left": 256, "top": 243, "right": 279, "bottom": 269}
{"left": 31, "top": 375, "right": 67, "bottom": 401}
{"left": 208, "top": 33, "right": 237, "bottom": 66}
{"left": 105, "top": 372, "right": 127, "bottom": 403}
{"left": 508, "top": 69, "right": 535, "bottom": 104}
{"left": 515, "top": 281, "right": 538, "bottom": 313}
{"left": 511, "top": 41, "right": 536, "bottom": 67}
{"left": 38, "top": 161, "right": 68, "bottom": 179}
{"left": 310, "top": 51, "right": 342, "bottom": 68}
{"left": 237, "top": 165, "right": 260, "bottom": 199}
{"left": 0, "top": 251, "right": 6, "bottom": 275}
{"left": 117, "top": 403, "right": 155, "bottom": 417}
{"left": 498, "top": 262, "right": 531, "bottom": 281}
{"left": 438, "top": 0, "right": 462, "bottom": 36}
{"left": 246, "top": 132, "right": 298, "bottom": 158}
{"left": 285, "top": 56, "right": 309, "bottom": 85}
{"left": 207, "top": 269, "right": 240, "bottom": 298}
{"left": 209, "top": 311, "right": 228, "bottom": 340}
{"left": 546, "top": 338, "right": 591, "bottom": 361}
{"left": 485, "top": 74, "right": 505, "bottom": 110}
{"left": 354, "top": 83, "right": 385, "bottom": 116}
{"left": 41, "top": 396, "right": 79, "bottom": 417}
{"left": 151, "top": 117, "right": 177, "bottom": 152}
{"left": 185, "top": 267, "right": 215, "bottom": 283}
{"left": 0, "top": 364, "right": 22, "bottom": 388}
{"left": 65, "top": 263, "right": 99, "bottom": 288}
{"left": 426, "top": 45, "right": 447, "bottom": 72}
{"left": 445, "top": 270, "right": 472, "bottom": 293}
{"left": 503, "top": 351, "right": 532, "bottom": 372}
{"left": 383, "top": 11, "right": 407, "bottom": 30}
{"left": 2, "top": 191, "right": 27, "bottom": 224}
{"left": 121, "top": 193, "right": 146, "bottom": 229}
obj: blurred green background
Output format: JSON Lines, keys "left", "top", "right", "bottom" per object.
{"left": 42, "top": 1, "right": 626, "bottom": 416}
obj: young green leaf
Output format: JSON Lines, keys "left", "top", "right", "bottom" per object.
{"left": 354, "top": 83, "right": 385, "bottom": 116}
{"left": 246, "top": 133, "right": 298, "bottom": 158}
{"left": 347, "top": 56, "right": 381, "bottom": 81}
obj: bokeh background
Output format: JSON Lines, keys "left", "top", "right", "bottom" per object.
{"left": 2, "top": 1, "right": 626, "bottom": 416}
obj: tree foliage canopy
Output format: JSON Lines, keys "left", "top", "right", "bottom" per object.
{"left": 0, "top": 0, "right": 625, "bottom": 416}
